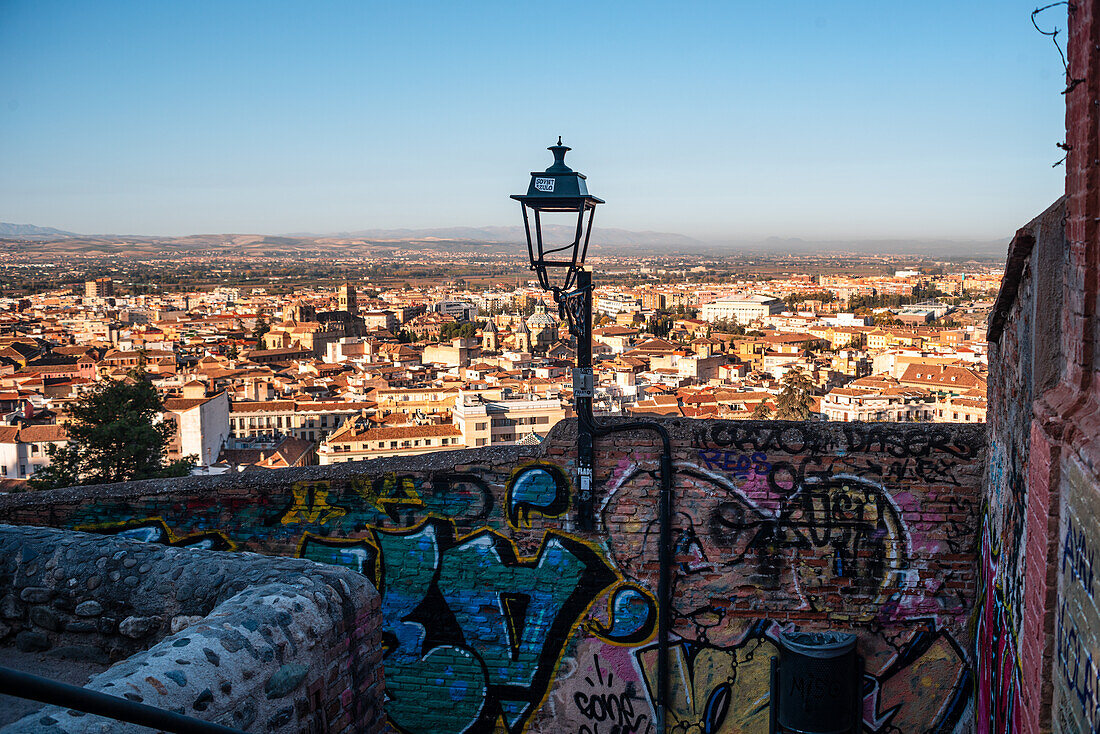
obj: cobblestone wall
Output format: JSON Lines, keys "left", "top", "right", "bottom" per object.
{"left": 0, "top": 418, "right": 985, "bottom": 734}
{"left": 0, "top": 525, "right": 383, "bottom": 734}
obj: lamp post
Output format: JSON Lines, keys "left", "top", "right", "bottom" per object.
{"left": 512, "top": 139, "right": 674, "bottom": 734}
{"left": 511, "top": 138, "right": 603, "bottom": 528}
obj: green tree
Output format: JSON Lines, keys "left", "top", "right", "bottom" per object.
{"left": 774, "top": 369, "right": 815, "bottom": 421}
{"left": 751, "top": 402, "right": 773, "bottom": 420}
{"left": 440, "top": 321, "right": 478, "bottom": 340}
{"left": 251, "top": 313, "right": 270, "bottom": 344}
{"left": 29, "top": 374, "right": 193, "bottom": 490}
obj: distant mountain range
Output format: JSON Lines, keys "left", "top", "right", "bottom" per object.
{"left": 0, "top": 222, "right": 1008, "bottom": 259}
{"left": 711, "top": 236, "right": 1011, "bottom": 258}
{"left": 284, "top": 225, "right": 704, "bottom": 249}
{"left": 0, "top": 222, "right": 78, "bottom": 238}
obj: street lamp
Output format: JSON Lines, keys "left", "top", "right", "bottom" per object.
{"left": 512, "top": 138, "right": 604, "bottom": 528}
{"left": 512, "top": 139, "right": 674, "bottom": 734}
{"left": 511, "top": 137, "right": 604, "bottom": 297}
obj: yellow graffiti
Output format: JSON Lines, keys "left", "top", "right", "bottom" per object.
{"left": 281, "top": 481, "right": 347, "bottom": 525}
{"left": 351, "top": 472, "right": 423, "bottom": 518}
{"left": 638, "top": 638, "right": 777, "bottom": 734}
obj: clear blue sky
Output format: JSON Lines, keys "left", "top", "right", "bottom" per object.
{"left": 0, "top": 1, "right": 1068, "bottom": 240}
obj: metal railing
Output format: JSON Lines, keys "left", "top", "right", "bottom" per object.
{"left": 0, "top": 666, "right": 244, "bottom": 733}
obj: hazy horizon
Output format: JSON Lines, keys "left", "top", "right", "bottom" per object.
{"left": 0, "top": 1, "right": 1067, "bottom": 240}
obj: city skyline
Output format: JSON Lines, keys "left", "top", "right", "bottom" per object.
{"left": 1, "top": 1, "right": 1069, "bottom": 240}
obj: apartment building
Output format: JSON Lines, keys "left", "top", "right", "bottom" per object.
{"left": 84, "top": 277, "right": 114, "bottom": 299}
{"left": 700, "top": 295, "right": 784, "bottom": 325}
{"left": 452, "top": 391, "right": 566, "bottom": 447}
{"left": 935, "top": 392, "right": 988, "bottom": 423}
{"left": 163, "top": 389, "right": 230, "bottom": 467}
{"left": 0, "top": 424, "right": 68, "bottom": 480}
{"left": 822, "top": 383, "right": 936, "bottom": 422}
{"left": 595, "top": 293, "right": 640, "bottom": 317}
{"left": 318, "top": 420, "right": 463, "bottom": 464}
{"left": 228, "top": 399, "right": 377, "bottom": 442}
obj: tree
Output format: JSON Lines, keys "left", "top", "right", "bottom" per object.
{"left": 251, "top": 313, "right": 270, "bottom": 344}
{"left": 774, "top": 369, "right": 815, "bottom": 421}
{"left": 751, "top": 402, "right": 773, "bottom": 420}
{"left": 440, "top": 321, "right": 478, "bottom": 340}
{"left": 29, "top": 374, "right": 193, "bottom": 490}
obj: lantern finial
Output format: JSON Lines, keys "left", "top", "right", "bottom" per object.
{"left": 547, "top": 138, "right": 572, "bottom": 174}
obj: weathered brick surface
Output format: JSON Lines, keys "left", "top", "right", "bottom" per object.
{"left": 981, "top": 2, "right": 1100, "bottom": 732}
{"left": 0, "top": 418, "right": 984, "bottom": 733}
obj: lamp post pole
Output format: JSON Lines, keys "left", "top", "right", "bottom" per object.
{"left": 573, "top": 268, "right": 596, "bottom": 529}
{"left": 512, "top": 140, "right": 672, "bottom": 733}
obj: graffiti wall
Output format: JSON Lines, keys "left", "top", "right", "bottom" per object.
{"left": 0, "top": 419, "right": 985, "bottom": 734}
{"left": 1053, "top": 457, "right": 1100, "bottom": 733}
{"left": 981, "top": 198, "right": 1066, "bottom": 734}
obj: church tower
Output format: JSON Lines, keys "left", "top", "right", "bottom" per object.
{"left": 514, "top": 317, "right": 531, "bottom": 353}
{"left": 338, "top": 282, "right": 358, "bottom": 315}
{"left": 482, "top": 319, "right": 499, "bottom": 352}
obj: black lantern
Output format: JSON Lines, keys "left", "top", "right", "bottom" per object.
{"left": 511, "top": 137, "right": 604, "bottom": 296}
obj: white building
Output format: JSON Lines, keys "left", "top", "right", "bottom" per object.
{"left": 432, "top": 300, "right": 477, "bottom": 322}
{"left": 0, "top": 424, "right": 68, "bottom": 481}
{"left": 595, "top": 294, "right": 640, "bottom": 317}
{"left": 452, "top": 390, "right": 566, "bottom": 447}
{"left": 700, "top": 295, "right": 784, "bottom": 325}
{"left": 822, "top": 379, "right": 935, "bottom": 422}
{"left": 163, "top": 388, "right": 230, "bottom": 469}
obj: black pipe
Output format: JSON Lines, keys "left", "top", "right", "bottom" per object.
{"left": 557, "top": 269, "right": 676, "bottom": 734}
{"left": 563, "top": 269, "right": 673, "bottom": 734}
{"left": 577, "top": 407, "right": 674, "bottom": 734}
{"left": 0, "top": 666, "right": 245, "bottom": 734}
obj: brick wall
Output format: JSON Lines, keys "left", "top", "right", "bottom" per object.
{"left": 0, "top": 417, "right": 985, "bottom": 734}
{"left": 982, "top": 1, "right": 1100, "bottom": 732}
{"left": 983, "top": 197, "right": 1066, "bottom": 734}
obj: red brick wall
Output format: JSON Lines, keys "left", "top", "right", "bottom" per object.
{"left": 983, "top": 2, "right": 1100, "bottom": 732}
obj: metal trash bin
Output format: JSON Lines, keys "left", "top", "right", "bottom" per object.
{"left": 769, "top": 630, "right": 862, "bottom": 734}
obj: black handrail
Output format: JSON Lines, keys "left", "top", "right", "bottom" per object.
{"left": 0, "top": 666, "right": 245, "bottom": 734}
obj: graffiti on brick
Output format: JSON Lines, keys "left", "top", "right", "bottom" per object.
{"left": 976, "top": 528, "right": 1021, "bottom": 734}
{"left": 863, "top": 624, "right": 972, "bottom": 733}
{"left": 586, "top": 584, "right": 657, "bottom": 646}
{"left": 692, "top": 422, "right": 979, "bottom": 463}
{"left": 606, "top": 465, "right": 909, "bottom": 624}
{"left": 275, "top": 480, "right": 348, "bottom": 526}
{"left": 507, "top": 462, "right": 570, "bottom": 528}
{"left": 1062, "top": 515, "right": 1096, "bottom": 600}
{"left": 79, "top": 517, "right": 234, "bottom": 551}
{"left": 697, "top": 450, "right": 771, "bottom": 480}
{"left": 297, "top": 533, "right": 377, "bottom": 575}
{"left": 1055, "top": 599, "right": 1100, "bottom": 731}
{"left": 1054, "top": 477, "right": 1100, "bottom": 734}
{"left": 637, "top": 620, "right": 970, "bottom": 734}
{"left": 374, "top": 518, "right": 617, "bottom": 734}
{"left": 352, "top": 472, "right": 424, "bottom": 523}
{"left": 636, "top": 623, "right": 777, "bottom": 734}
{"left": 571, "top": 651, "right": 653, "bottom": 734}
{"left": 24, "top": 421, "right": 986, "bottom": 734}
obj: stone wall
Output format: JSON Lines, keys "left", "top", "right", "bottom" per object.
{"left": 0, "top": 525, "right": 384, "bottom": 734}
{"left": 0, "top": 418, "right": 986, "bottom": 734}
